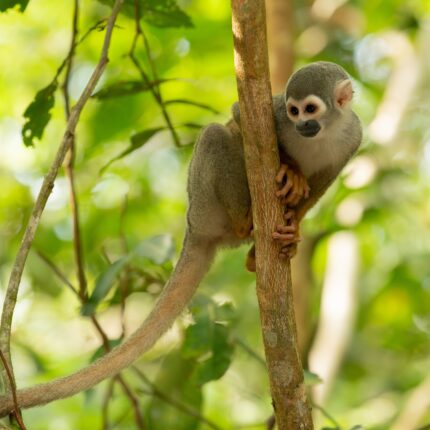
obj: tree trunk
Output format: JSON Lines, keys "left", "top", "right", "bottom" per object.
{"left": 231, "top": 1, "right": 313, "bottom": 428}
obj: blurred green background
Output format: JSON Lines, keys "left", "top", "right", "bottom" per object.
{"left": 1, "top": 0, "right": 430, "bottom": 429}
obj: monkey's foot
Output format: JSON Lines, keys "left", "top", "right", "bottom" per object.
{"left": 246, "top": 244, "right": 256, "bottom": 272}
{"left": 275, "top": 163, "right": 310, "bottom": 206}
{"left": 233, "top": 208, "right": 253, "bottom": 239}
{"left": 272, "top": 210, "right": 301, "bottom": 259}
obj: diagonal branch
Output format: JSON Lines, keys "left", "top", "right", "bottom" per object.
{"left": 0, "top": 0, "right": 124, "bottom": 392}
{"left": 0, "top": 350, "right": 26, "bottom": 430}
{"left": 230, "top": 0, "right": 313, "bottom": 428}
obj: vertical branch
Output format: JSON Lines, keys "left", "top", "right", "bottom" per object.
{"left": 0, "top": 0, "right": 124, "bottom": 395}
{"left": 230, "top": 0, "right": 313, "bottom": 428}
{"left": 129, "top": 0, "right": 180, "bottom": 146}
{"left": 61, "top": 0, "right": 88, "bottom": 300}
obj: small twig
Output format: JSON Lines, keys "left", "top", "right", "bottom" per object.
{"left": 62, "top": 0, "right": 89, "bottom": 300}
{"left": 235, "top": 337, "right": 266, "bottom": 367}
{"left": 134, "top": 368, "right": 222, "bottom": 430}
{"left": 119, "top": 196, "right": 129, "bottom": 336}
{"left": 0, "top": 350, "right": 27, "bottom": 430}
{"left": 35, "top": 250, "right": 79, "bottom": 297}
{"left": 35, "top": 249, "right": 144, "bottom": 429}
{"left": 101, "top": 379, "right": 115, "bottom": 430}
{"left": 312, "top": 403, "right": 342, "bottom": 429}
{"left": 129, "top": 0, "right": 181, "bottom": 147}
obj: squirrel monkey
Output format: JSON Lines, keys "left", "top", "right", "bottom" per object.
{"left": 0, "top": 61, "right": 362, "bottom": 415}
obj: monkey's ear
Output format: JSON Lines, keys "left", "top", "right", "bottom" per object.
{"left": 334, "top": 79, "right": 353, "bottom": 108}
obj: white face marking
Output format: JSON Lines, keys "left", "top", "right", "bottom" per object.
{"left": 283, "top": 95, "right": 352, "bottom": 177}
{"left": 285, "top": 95, "right": 327, "bottom": 124}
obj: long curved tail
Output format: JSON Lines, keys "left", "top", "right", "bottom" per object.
{"left": 0, "top": 232, "right": 216, "bottom": 416}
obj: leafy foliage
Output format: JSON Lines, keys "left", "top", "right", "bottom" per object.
{"left": 98, "top": 0, "right": 193, "bottom": 28}
{"left": 0, "top": 0, "right": 29, "bottom": 13}
{"left": 2, "top": 0, "right": 430, "bottom": 428}
{"left": 82, "top": 235, "right": 174, "bottom": 315}
{"left": 92, "top": 79, "right": 174, "bottom": 99}
{"left": 164, "top": 98, "right": 220, "bottom": 114}
{"left": 146, "top": 297, "right": 235, "bottom": 429}
{"left": 101, "top": 127, "right": 166, "bottom": 172}
{"left": 21, "top": 80, "right": 57, "bottom": 147}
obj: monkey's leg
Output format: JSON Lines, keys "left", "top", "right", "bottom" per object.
{"left": 273, "top": 210, "right": 301, "bottom": 259}
{"left": 246, "top": 244, "right": 256, "bottom": 272}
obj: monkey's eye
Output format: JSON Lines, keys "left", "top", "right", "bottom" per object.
{"left": 305, "top": 104, "right": 317, "bottom": 113}
{"left": 290, "top": 106, "right": 299, "bottom": 116}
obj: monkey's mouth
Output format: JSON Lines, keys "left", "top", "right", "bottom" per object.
{"left": 296, "top": 120, "right": 321, "bottom": 138}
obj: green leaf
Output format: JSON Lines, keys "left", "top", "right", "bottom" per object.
{"left": 215, "top": 302, "right": 237, "bottom": 324}
{"left": 413, "top": 314, "right": 430, "bottom": 336}
{"left": 92, "top": 79, "right": 173, "bottom": 99}
{"left": 22, "top": 81, "right": 57, "bottom": 147}
{"left": 100, "top": 127, "right": 165, "bottom": 173}
{"left": 90, "top": 338, "right": 122, "bottom": 362}
{"left": 164, "top": 98, "right": 220, "bottom": 114}
{"left": 81, "top": 256, "right": 131, "bottom": 316}
{"left": 141, "top": 0, "right": 193, "bottom": 28}
{"left": 133, "top": 234, "right": 175, "bottom": 264}
{"left": 182, "top": 315, "right": 212, "bottom": 358}
{"left": 0, "top": 0, "right": 30, "bottom": 12}
{"left": 146, "top": 352, "right": 202, "bottom": 430}
{"left": 182, "top": 300, "right": 235, "bottom": 386}
{"left": 180, "top": 122, "right": 204, "bottom": 130}
{"left": 304, "top": 370, "right": 323, "bottom": 385}
{"left": 96, "top": 0, "right": 193, "bottom": 28}
{"left": 191, "top": 324, "right": 234, "bottom": 385}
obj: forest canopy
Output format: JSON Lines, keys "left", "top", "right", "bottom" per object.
{"left": 1, "top": 0, "right": 430, "bottom": 429}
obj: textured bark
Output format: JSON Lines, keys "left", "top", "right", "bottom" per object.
{"left": 231, "top": 1, "right": 313, "bottom": 428}
{"left": 265, "top": 0, "right": 312, "bottom": 360}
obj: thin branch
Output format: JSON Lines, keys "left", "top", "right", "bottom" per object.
{"left": 0, "top": 350, "right": 27, "bottom": 430}
{"left": 0, "top": 0, "right": 124, "bottom": 403}
{"left": 101, "top": 379, "right": 115, "bottom": 430}
{"left": 35, "top": 250, "right": 79, "bottom": 297}
{"left": 311, "top": 403, "right": 342, "bottom": 429}
{"left": 129, "top": 0, "right": 180, "bottom": 147}
{"left": 35, "top": 249, "right": 144, "bottom": 429}
{"left": 61, "top": 0, "right": 88, "bottom": 300}
{"left": 119, "top": 196, "right": 129, "bottom": 336}
{"left": 134, "top": 368, "right": 222, "bottom": 430}
{"left": 235, "top": 337, "right": 266, "bottom": 367}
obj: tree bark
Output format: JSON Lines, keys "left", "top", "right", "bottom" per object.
{"left": 231, "top": 1, "right": 313, "bottom": 428}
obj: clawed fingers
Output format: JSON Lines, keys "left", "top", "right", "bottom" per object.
{"left": 275, "top": 164, "right": 288, "bottom": 184}
{"left": 279, "top": 243, "right": 298, "bottom": 259}
{"left": 275, "top": 164, "right": 310, "bottom": 205}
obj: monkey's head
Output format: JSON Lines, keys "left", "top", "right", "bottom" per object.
{"left": 284, "top": 62, "right": 354, "bottom": 139}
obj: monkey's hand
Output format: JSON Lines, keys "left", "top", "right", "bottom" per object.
{"left": 272, "top": 210, "right": 300, "bottom": 259}
{"left": 275, "top": 163, "right": 310, "bottom": 206}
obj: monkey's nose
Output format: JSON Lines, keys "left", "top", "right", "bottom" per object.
{"left": 296, "top": 120, "right": 321, "bottom": 137}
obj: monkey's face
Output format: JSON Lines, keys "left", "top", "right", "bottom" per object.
{"left": 285, "top": 78, "right": 353, "bottom": 139}
{"left": 285, "top": 95, "right": 326, "bottom": 138}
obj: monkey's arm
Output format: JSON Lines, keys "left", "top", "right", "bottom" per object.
{"left": 273, "top": 166, "right": 341, "bottom": 258}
